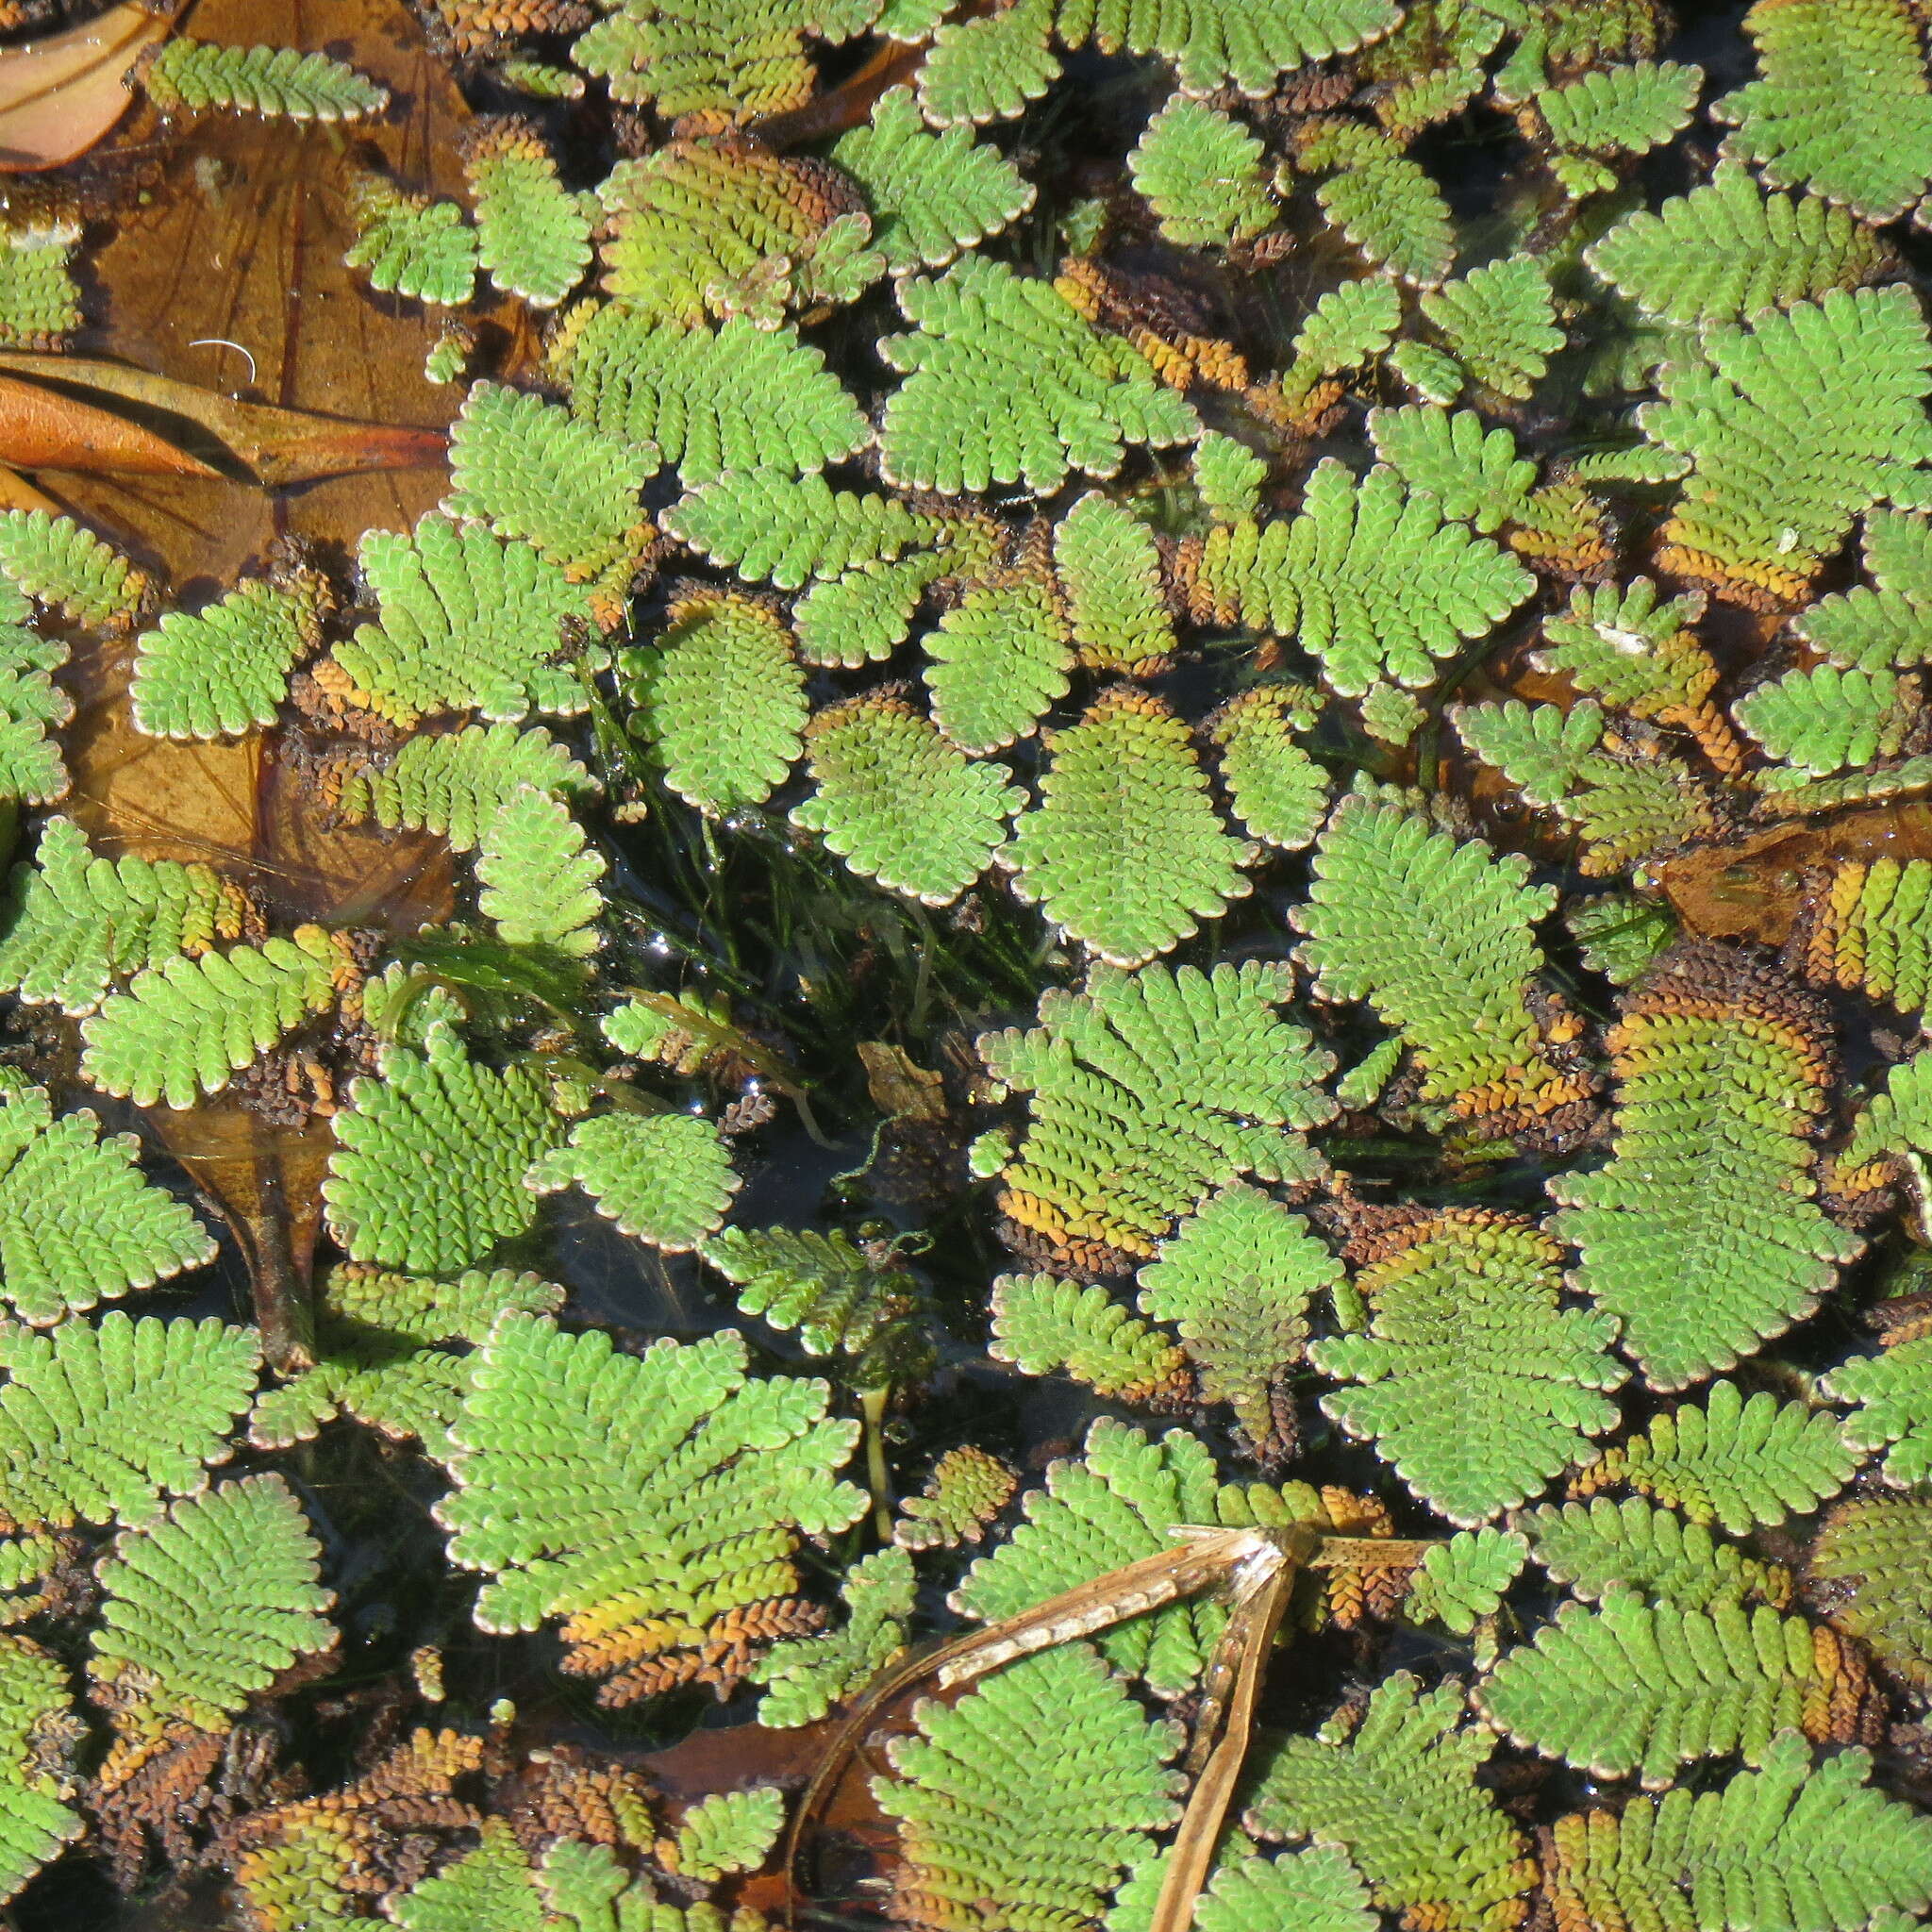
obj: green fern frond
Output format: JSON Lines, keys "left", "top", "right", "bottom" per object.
{"left": 339, "top": 723, "right": 594, "bottom": 853}
{"left": 1421, "top": 257, "right": 1564, "bottom": 402}
{"left": 981, "top": 960, "right": 1335, "bottom": 1259}
{"left": 325, "top": 1023, "right": 564, "bottom": 1274}
{"left": 1054, "top": 491, "right": 1175, "bottom": 673}
{"left": 1548, "top": 944, "right": 1861, "bottom": 1389}
{"left": 1402, "top": 1527, "right": 1529, "bottom": 1634}
{"left": 89, "top": 1474, "right": 336, "bottom": 1744}
{"left": 1277, "top": 279, "right": 1401, "bottom": 413}
{"left": 1312, "top": 1210, "right": 1625, "bottom": 1526}
{"left": 1735, "top": 665, "right": 1919, "bottom": 775}
{"left": 597, "top": 142, "right": 877, "bottom": 326}
{"left": 1564, "top": 891, "right": 1676, "bottom": 986}
{"left": 343, "top": 170, "right": 477, "bottom": 307}
{"left": 329, "top": 513, "right": 596, "bottom": 726}
{"left": 0, "top": 816, "right": 249, "bottom": 1016}
{"left": 1824, "top": 1331, "right": 1932, "bottom": 1487}
{"left": 875, "top": 1643, "right": 1184, "bottom": 1931}
{"left": 917, "top": 0, "right": 1397, "bottom": 124}
{"left": 1244, "top": 1673, "right": 1536, "bottom": 1932}
{"left": 0, "top": 625, "right": 70, "bottom": 807}
{"left": 601, "top": 990, "right": 740, "bottom": 1074}
{"left": 989, "top": 1274, "right": 1187, "bottom": 1402}
{"left": 1533, "top": 59, "right": 1700, "bottom": 155}
{"left": 923, "top": 571, "right": 1073, "bottom": 753}
{"left": 1811, "top": 1496, "right": 1932, "bottom": 1685}
{"left": 791, "top": 690, "right": 1020, "bottom": 907}
{"left": 0, "top": 1081, "right": 216, "bottom": 1325}
{"left": 0, "top": 1311, "right": 255, "bottom": 1533}
{"left": 1175, "top": 1843, "right": 1375, "bottom": 1932}
{"left": 463, "top": 117, "right": 592, "bottom": 308}
{"left": 561, "top": 307, "right": 868, "bottom": 489}
{"left": 1475, "top": 1589, "right": 1845, "bottom": 1784}
{"left": 1562, "top": 751, "right": 1724, "bottom": 874}
{"left": 445, "top": 382, "right": 654, "bottom": 583}
{"left": 658, "top": 1787, "right": 781, "bottom": 1885}
{"left": 1185, "top": 460, "right": 1535, "bottom": 695}
{"left": 142, "top": 38, "right": 388, "bottom": 120}
{"left": 950, "top": 1419, "right": 1225, "bottom": 1695}
{"left": 1641, "top": 286, "right": 1932, "bottom": 608}
{"left": 1291, "top": 118, "right": 1456, "bottom": 287}
{"left": 1367, "top": 407, "right": 1537, "bottom": 532}
{"left": 1574, "top": 1378, "right": 1856, "bottom": 1534}
{"left": 752, "top": 1544, "right": 914, "bottom": 1728}
{"left": 475, "top": 788, "right": 605, "bottom": 958}
{"left": 1205, "top": 688, "right": 1330, "bottom": 851}
{"left": 893, "top": 1446, "right": 1017, "bottom": 1552}
{"left": 831, "top": 86, "right": 1035, "bottom": 273}
{"left": 1713, "top": 0, "right": 1932, "bottom": 223}
{"left": 1388, "top": 338, "right": 1467, "bottom": 404}
{"left": 793, "top": 551, "right": 953, "bottom": 668}
{"left": 1796, "top": 507, "right": 1932, "bottom": 669}
{"left": 706, "top": 1224, "right": 931, "bottom": 1385}
{"left": 78, "top": 925, "right": 347, "bottom": 1111}
{"left": 1454, "top": 699, "right": 1606, "bottom": 808}
{"left": 625, "top": 591, "right": 806, "bottom": 816}
{"left": 248, "top": 1264, "right": 565, "bottom": 1455}
{"left": 1129, "top": 98, "right": 1275, "bottom": 248}
{"left": 1585, "top": 160, "right": 1890, "bottom": 326}
{"left": 1751, "top": 751, "right": 1932, "bottom": 813}
{"left": 1517, "top": 1497, "right": 1791, "bottom": 1611}
{"left": 1292, "top": 796, "right": 1565, "bottom": 1110}
{"left": 0, "top": 510, "right": 147, "bottom": 631}
{"left": 663, "top": 468, "right": 946, "bottom": 589}
{"left": 438, "top": 1318, "right": 865, "bottom": 1702}
{"left": 528, "top": 1110, "right": 738, "bottom": 1252}
{"left": 1543, "top": 1731, "right": 1932, "bottom": 1932}
{"left": 1002, "top": 685, "right": 1256, "bottom": 967}
{"left": 493, "top": 56, "right": 585, "bottom": 98}
{"left": 878, "top": 255, "right": 1199, "bottom": 494}
{"left": 130, "top": 570, "right": 330, "bottom": 741}
{"left": 0, "top": 223, "right": 79, "bottom": 349}
{"left": 569, "top": 0, "right": 884, "bottom": 121}
{"left": 0, "top": 1635, "right": 78, "bottom": 1906}
{"left": 391, "top": 1820, "right": 545, "bottom": 1932}
{"left": 1192, "top": 430, "right": 1269, "bottom": 523}
{"left": 1136, "top": 1183, "right": 1340, "bottom": 1460}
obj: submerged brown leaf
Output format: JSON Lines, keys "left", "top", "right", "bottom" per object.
{"left": 0, "top": 1, "right": 174, "bottom": 173}
{"left": 0, "top": 351, "right": 447, "bottom": 483}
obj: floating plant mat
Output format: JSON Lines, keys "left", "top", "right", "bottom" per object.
{"left": 0, "top": 0, "right": 1927, "bottom": 1926}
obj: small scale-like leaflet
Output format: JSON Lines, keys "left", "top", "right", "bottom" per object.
{"left": 787, "top": 1522, "right": 1437, "bottom": 1932}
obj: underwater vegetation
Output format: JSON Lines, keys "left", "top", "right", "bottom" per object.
{"left": 0, "top": 0, "right": 1931, "bottom": 1925}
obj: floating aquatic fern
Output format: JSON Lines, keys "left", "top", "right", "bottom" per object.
{"left": 1128, "top": 98, "right": 1276, "bottom": 249}
{"left": 0, "top": 511, "right": 147, "bottom": 631}
{"left": 791, "top": 690, "right": 1021, "bottom": 907}
{"left": 1796, "top": 508, "right": 1932, "bottom": 670}
{"left": 438, "top": 1317, "right": 865, "bottom": 1704}
{"left": 343, "top": 169, "right": 477, "bottom": 307}
{"left": 527, "top": 1110, "right": 738, "bottom": 1252}
{"left": 130, "top": 572, "right": 330, "bottom": 741}
{"left": 1518, "top": 1496, "right": 1791, "bottom": 1611}
{"left": 1734, "top": 665, "right": 1919, "bottom": 775}
{"left": 0, "top": 1634, "right": 78, "bottom": 1906}
{"left": 625, "top": 591, "right": 807, "bottom": 817}
{"left": 663, "top": 468, "right": 945, "bottom": 589}
{"left": 1811, "top": 1495, "right": 1932, "bottom": 1686}
{"left": 1712, "top": 0, "right": 1932, "bottom": 224}
{"left": 0, "top": 221, "right": 80, "bottom": 351}
{"left": 1421, "top": 257, "right": 1564, "bottom": 403}
{"left": 1571, "top": 1378, "right": 1857, "bottom": 1535}
{"left": 475, "top": 786, "right": 606, "bottom": 958}
{"left": 922, "top": 570, "right": 1073, "bottom": 753}
{"left": 463, "top": 116, "right": 592, "bottom": 308}
{"left": 142, "top": 39, "right": 389, "bottom": 120}
{"left": 1244, "top": 1672, "right": 1536, "bottom": 1932}
{"left": 1205, "top": 688, "right": 1329, "bottom": 852}
{"left": 1054, "top": 491, "right": 1175, "bottom": 673}
{"left": 981, "top": 960, "right": 1334, "bottom": 1262}
{"left": 338, "top": 723, "right": 593, "bottom": 853}
{"left": 1313, "top": 1209, "right": 1625, "bottom": 1525}
{"left": 78, "top": 925, "right": 348, "bottom": 1111}
{"left": 327, "top": 513, "right": 595, "bottom": 726}
{"left": 324, "top": 1023, "right": 563, "bottom": 1274}
{"left": 989, "top": 1273, "right": 1188, "bottom": 1404}
{"left": 1824, "top": 1329, "right": 1932, "bottom": 1486}
{"left": 560, "top": 307, "right": 869, "bottom": 489}
{"left": 1001, "top": 686, "right": 1256, "bottom": 968}
{"left": 877, "top": 255, "right": 1199, "bottom": 495}
{"left": 1547, "top": 942, "right": 1861, "bottom": 1390}
{"left": 0, "top": 1081, "right": 216, "bottom": 1325}
{"left": 1290, "top": 118, "right": 1456, "bottom": 288}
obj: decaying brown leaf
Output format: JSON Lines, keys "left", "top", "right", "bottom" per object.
{"left": 0, "top": 1, "right": 174, "bottom": 173}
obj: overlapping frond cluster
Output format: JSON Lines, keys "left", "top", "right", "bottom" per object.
{"left": 1314, "top": 1208, "right": 1624, "bottom": 1525}
{"left": 0, "top": 511, "right": 149, "bottom": 631}
{"left": 893, "top": 1446, "right": 1017, "bottom": 1552}
{"left": 337, "top": 722, "right": 593, "bottom": 852}
{"left": 438, "top": 1316, "right": 866, "bottom": 1703}
{"left": 344, "top": 166, "right": 477, "bottom": 307}
{"left": 1292, "top": 795, "right": 1589, "bottom": 1131}
{"left": 1245, "top": 1673, "right": 1538, "bottom": 1932}
{"left": 977, "top": 960, "right": 1335, "bottom": 1266}
{"left": 1811, "top": 1495, "right": 1932, "bottom": 1686}
{"left": 1518, "top": 1495, "right": 1792, "bottom": 1611}
{"left": 1548, "top": 941, "right": 1860, "bottom": 1390}
{"left": 0, "top": 1634, "right": 79, "bottom": 1906}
